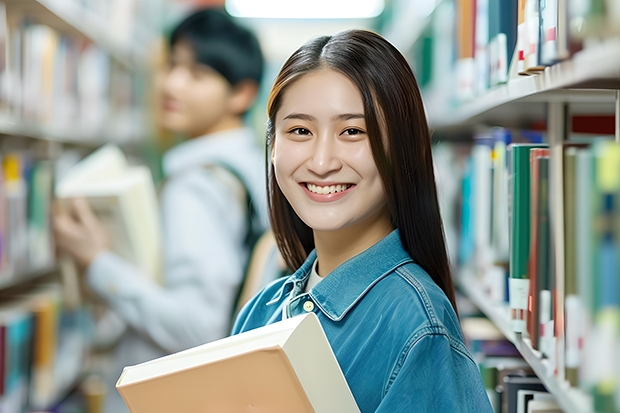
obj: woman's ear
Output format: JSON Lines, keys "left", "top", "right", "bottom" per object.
{"left": 229, "top": 80, "right": 259, "bottom": 115}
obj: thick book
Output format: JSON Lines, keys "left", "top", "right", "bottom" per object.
{"left": 116, "top": 313, "right": 360, "bottom": 413}
{"left": 508, "top": 143, "right": 546, "bottom": 333}
{"left": 526, "top": 148, "right": 549, "bottom": 350}
{"left": 55, "top": 144, "right": 162, "bottom": 281}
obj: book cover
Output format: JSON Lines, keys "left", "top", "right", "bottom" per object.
{"left": 526, "top": 148, "right": 549, "bottom": 350}
{"left": 563, "top": 146, "right": 581, "bottom": 386}
{"left": 540, "top": 0, "right": 559, "bottom": 65}
{"left": 496, "top": 0, "right": 518, "bottom": 83}
{"left": 475, "top": 0, "right": 489, "bottom": 94}
{"left": 522, "top": 0, "right": 545, "bottom": 73}
{"left": 517, "top": 0, "right": 527, "bottom": 72}
{"left": 459, "top": 157, "right": 475, "bottom": 267}
{"left": 504, "top": 375, "right": 547, "bottom": 413}
{"left": 473, "top": 144, "right": 493, "bottom": 275}
{"left": 456, "top": 0, "right": 476, "bottom": 100}
{"left": 589, "top": 141, "right": 620, "bottom": 412}
{"left": 117, "top": 313, "right": 360, "bottom": 413}
{"left": 535, "top": 157, "right": 552, "bottom": 358}
{"left": 575, "top": 148, "right": 594, "bottom": 391}
{"left": 1, "top": 307, "right": 34, "bottom": 413}
{"left": 508, "top": 144, "right": 546, "bottom": 333}
{"left": 27, "top": 160, "right": 54, "bottom": 270}
{"left": 55, "top": 144, "right": 162, "bottom": 281}
{"left": 491, "top": 133, "right": 510, "bottom": 264}
{"left": 516, "top": 389, "right": 548, "bottom": 413}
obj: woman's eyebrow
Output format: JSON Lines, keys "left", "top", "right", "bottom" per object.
{"left": 331, "top": 113, "right": 365, "bottom": 121}
{"left": 282, "top": 113, "right": 316, "bottom": 121}
{"left": 282, "top": 113, "right": 365, "bottom": 122}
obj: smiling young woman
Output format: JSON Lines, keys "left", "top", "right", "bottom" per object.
{"left": 233, "top": 30, "right": 493, "bottom": 412}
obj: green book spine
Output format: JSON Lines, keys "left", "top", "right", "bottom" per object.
{"left": 536, "top": 157, "right": 552, "bottom": 357}
{"left": 508, "top": 144, "right": 546, "bottom": 333}
{"left": 563, "top": 147, "right": 580, "bottom": 387}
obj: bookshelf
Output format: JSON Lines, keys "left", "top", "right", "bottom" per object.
{"left": 397, "top": 0, "right": 620, "bottom": 412}
{"left": 0, "top": 115, "right": 138, "bottom": 147}
{"left": 425, "top": 38, "right": 620, "bottom": 131}
{"left": 0, "top": 1, "right": 160, "bottom": 412}
{"left": 458, "top": 271, "right": 592, "bottom": 413}
{"left": 4, "top": 0, "right": 151, "bottom": 70}
{"left": 0, "top": 263, "right": 56, "bottom": 291}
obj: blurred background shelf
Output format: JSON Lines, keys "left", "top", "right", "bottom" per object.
{"left": 458, "top": 271, "right": 593, "bottom": 413}
{"left": 4, "top": 0, "right": 153, "bottom": 70}
{"left": 0, "top": 263, "right": 56, "bottom": 292}
{"left": 0, "top": 116, "right": 145, "bottom": 147}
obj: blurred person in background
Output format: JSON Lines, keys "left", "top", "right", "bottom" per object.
{"left": 53, "top": 8, "right": 268, "bottom": 413}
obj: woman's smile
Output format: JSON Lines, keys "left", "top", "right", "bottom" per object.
{"left": 301, "top": 182, "right": 356, "bottom": 202}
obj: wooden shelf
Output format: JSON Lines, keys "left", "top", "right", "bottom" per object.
{"left": 426, "top": 39, "right": 620, "bottom": 130}
{"left": 457, "top": 272, "right": 593, "bottom": 413}
{"left": 4, "top": 0, "right": 150, "bottom": 70}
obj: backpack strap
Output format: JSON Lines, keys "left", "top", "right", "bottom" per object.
{"left": 201, "top": 162, "right": 264, "bottom": 321}
{"left": 202, "top": 162, "right": 262, "bottom": 254}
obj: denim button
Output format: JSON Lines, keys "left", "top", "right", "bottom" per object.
{"left": 303, "top": 301, "right": 315, "bottom": 312}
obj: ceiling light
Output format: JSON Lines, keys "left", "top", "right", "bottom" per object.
{"left": 226, "top": 0, "right": 384, "bottom": 19}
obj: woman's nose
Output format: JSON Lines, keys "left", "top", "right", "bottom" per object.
{"left": 307, "top": 134, "right": 342, "bottom": 176}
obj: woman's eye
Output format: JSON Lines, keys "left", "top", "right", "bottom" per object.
{"left": 290, "top": 128, "right": 311, "bottom": 135}
{"left": 343, "top": 128, "right": 364, "bottom": 136}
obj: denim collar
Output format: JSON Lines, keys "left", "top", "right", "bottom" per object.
{"left": 267, "top": 229, "right": 414, "bottom": 321}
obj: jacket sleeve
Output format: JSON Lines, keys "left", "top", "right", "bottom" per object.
{"left": 86, "top": 169, "right": 247, "bottom": 353}
{"left": 374, "top": 332, "right": 493, "bottom": 413}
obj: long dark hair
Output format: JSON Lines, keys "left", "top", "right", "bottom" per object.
{"left": 265, "top": 30, "right": 457, "bottom": 312}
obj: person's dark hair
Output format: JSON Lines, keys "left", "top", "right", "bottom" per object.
{"left": 265, "top": 29, "right": 457, "bottom": 312}
{"left": 170, "top": 8, "right": 263, "bottom": 86}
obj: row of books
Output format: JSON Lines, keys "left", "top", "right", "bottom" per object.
{"left": 410, "top": 0, "right": 619, "bottom": 103}
{"left": 0, "top": 2, "right": 147, "bottom": 142}
{"left": 0, "top": 283, "right": 91, "bottom": 413}
{"left": 458, "top": 129, "right": 620, "bottom": 412}
{"left": 462, "top": 316, "right": 563, "bottom": 413}
{"left": 0, "top": 151, "right": 55, "bottom": 285}
{"left": 43, "top": 0, "right": 161, "bottom": 48}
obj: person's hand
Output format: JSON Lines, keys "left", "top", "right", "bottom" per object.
{"left": 53, "top": 198, "right": 110, "bottom": 269}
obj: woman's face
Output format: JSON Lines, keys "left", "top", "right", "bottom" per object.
{"left": 273, "top": 69, "right": 389, "bottom": 232}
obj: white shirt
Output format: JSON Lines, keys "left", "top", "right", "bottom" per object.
{"left": 304, "top": 259, "right": 323, "bottom": 293}
{"left": 86, "top": 127, "right": 268, "bottom": 413}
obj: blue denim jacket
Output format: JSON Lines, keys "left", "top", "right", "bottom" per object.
{"left": 232, "top": 230, "right": 493, "bottom": 413}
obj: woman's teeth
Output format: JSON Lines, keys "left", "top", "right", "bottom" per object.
{"left": 306, "top": 183, "right": 351, "bottom": 195}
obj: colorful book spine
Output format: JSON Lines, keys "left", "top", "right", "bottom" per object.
{"left": 496, "top": 0, "right": 518, "bottom": 83}
{"left": 563, "top": 146, "right": 580, "bottom": 386}
{"left": 508, "top": 144, "right": 546, "bottom": 333}
{"left": 540, "top": 0, "right": 559, "bottom": 65}
{"left": 589, "top": 141, "right": 620, "bottom": 412}
{"left": 526, "top": 148, "right": 550, "bottom": 350}
{"left": 522, "top": 0, "right": 546, "bottom": 73}
{"left": 535, "top": 156, "right": 553, "bottom": 358}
